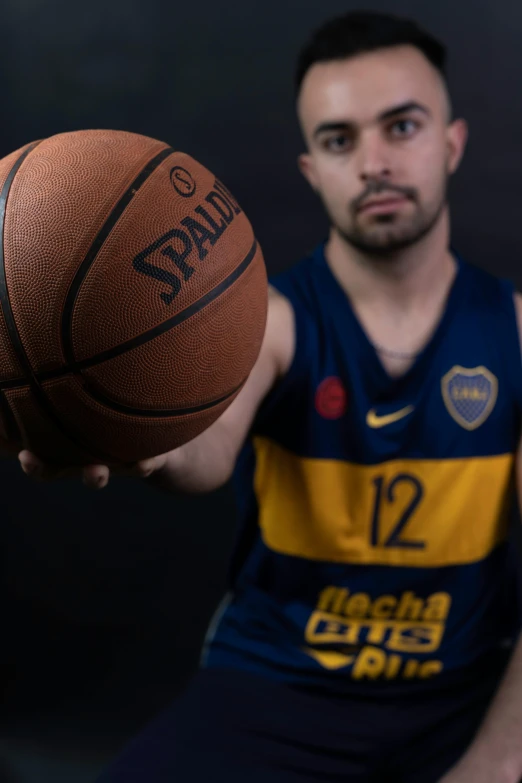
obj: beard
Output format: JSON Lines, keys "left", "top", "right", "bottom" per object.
{"left": 327, "top": 178, "right": 447, "bottom": 257}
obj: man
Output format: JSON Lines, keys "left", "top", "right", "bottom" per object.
{"left": 21, "top": 11, "right": 522, "bottom": 783}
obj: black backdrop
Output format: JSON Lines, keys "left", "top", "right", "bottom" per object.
{"left": 1, "top": 0, "right": 522, "bottom": 778}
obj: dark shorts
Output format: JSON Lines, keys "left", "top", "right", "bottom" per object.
{"left": 96, "top": 662, "right": 506, "bottom": 783}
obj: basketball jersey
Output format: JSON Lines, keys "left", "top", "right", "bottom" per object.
{"left": 203, "top": 242, "right": 522, "bottom": 692}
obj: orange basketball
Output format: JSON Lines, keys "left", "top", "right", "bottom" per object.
{"left": 0, "top": 130, "right": 267, "bottom": 464}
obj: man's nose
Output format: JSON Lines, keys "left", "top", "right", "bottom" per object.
{"left": 357, "top": 131, "right": 392, "bottom": 183}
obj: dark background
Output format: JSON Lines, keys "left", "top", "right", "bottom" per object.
{"left": 0, "top": 0, "right": 521, "bottom": 780}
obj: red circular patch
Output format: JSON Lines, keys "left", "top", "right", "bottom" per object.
{"left": 315, "top": 377, "right": 347, "bottom": 420}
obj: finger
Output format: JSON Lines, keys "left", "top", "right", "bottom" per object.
{"left": 82, "top": 464, "right": 110, "bottom": 490}
{"left": 18, "top": 450, "right": 45, "bottom": 478}
{"left": 131, "top": 458, "right": 158, "bottom": 478}
{"left": 110, "top": 456, "right": 162, "bottom": 479}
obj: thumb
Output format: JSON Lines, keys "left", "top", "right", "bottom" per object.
{"left": 135, "top": 454, "right": 167, "bottom": 478}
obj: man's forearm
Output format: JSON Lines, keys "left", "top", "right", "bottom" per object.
{"left": 146, "top": 425, "right": 236, "bottom": 494}
{"left": 452, "top": 634, "right": 522, "bottom": 782}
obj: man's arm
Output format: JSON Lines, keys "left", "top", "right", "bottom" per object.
{"left": 143, "top": 286, "right": 295, "bottom": 493}
{"left": 19, "top": 286, "right": 295, "bottom": 492}
{"left": 437, "top": 439, "right": 522, "bottom": 783}
{"left": 437, "top": 294, "right": 522, "bottom": 783}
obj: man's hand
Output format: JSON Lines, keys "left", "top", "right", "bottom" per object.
{"left": 18, "top": 449, "right": 168, "bottom": 489}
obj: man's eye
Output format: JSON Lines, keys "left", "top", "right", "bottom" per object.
{"left": 325, "top": 135, "right": 352, "bottom": 152}
{"left": 389, "top": 119, "right": 419, "bottom": 138}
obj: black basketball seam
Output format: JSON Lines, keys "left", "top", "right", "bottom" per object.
{"left": 87, "top": 378, "right": 245, "bottom": 418}
{"left": 61, "top": 144, "right": 176, "bottom": 368}
{"left": 0, "top": 376, "right": 31, "bottom": 390}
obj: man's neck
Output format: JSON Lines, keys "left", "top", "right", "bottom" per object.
{"left": 325, "top": 208, "right": 456, "bottom": 312}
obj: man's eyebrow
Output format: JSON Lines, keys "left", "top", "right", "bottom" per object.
{"left": 312, "top": 101, "right": 431, "bottom": 139}
{"left": 378, "top": 101, "right": 431, "bottom": 122}
{"left": 313, "top": 121, "right": 354, "bottom": 139}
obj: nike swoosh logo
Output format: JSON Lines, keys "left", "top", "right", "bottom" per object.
{"left": 366, "top": 405, "right": 414, "bottom": 428}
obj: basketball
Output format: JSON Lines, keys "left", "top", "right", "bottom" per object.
{"left": 0, "top": 130, "right": 267, "bottom": 464}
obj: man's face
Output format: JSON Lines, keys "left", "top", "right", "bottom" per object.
{"left": 297, "top": 45, "right": 467, "bottom": 255}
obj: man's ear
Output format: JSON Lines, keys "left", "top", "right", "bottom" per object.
{"left": 298, "top": 152, "right": 320, "bottom": 192}
{"left": 447, "top": 118, "right": 468, "bottom": 175}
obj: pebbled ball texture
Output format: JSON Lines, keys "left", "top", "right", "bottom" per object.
{"left": 0, "top": 130, "right": 267, "bottom": 464}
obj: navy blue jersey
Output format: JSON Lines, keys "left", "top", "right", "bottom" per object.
{"left": 204, "top": 242, "right": 522, "bottom": 692}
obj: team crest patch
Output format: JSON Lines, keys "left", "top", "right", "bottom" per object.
{"left": 441, "top": 365, "right": 498, "bottom": 430}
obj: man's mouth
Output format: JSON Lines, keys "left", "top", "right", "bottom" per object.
{"left": 358, "top": 195, "right": 410, "bottom": 214}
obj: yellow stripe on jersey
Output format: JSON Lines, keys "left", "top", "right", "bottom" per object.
{"left": 253, "top": 437, "right": 513, "bottom": 568}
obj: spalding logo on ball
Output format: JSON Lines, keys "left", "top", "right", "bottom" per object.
{"left": 170, "top": 166, "right": 197, "bottom": 197}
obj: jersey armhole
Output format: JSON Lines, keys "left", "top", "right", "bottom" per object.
{"left": 501, "top": 282, "right": 522, "bottom": 416}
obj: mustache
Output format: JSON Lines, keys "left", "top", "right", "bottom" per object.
{"left": 352, "top": 181, "right": 418, "bottom": 213}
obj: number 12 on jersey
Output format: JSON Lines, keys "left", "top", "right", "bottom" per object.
{"left": 370, "top": 473, "right": 426, "bottom": 549}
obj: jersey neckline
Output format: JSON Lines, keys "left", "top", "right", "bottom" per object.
{"left": 311, "top": 241, "right": 466, "bottom": 395}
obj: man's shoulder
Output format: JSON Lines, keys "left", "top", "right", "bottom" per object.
{"left": 268, "top": 244, "right": 325, "bottom": 310}
{"left": 512, "top": 292, "right": 522, "bottom": 346}
{"left": 458, "top": 256, "right": 517, "bottom": 309}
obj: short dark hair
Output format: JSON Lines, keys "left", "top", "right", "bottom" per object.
{"left": 295, "top": 11, "right": 447, "bottom": 96}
